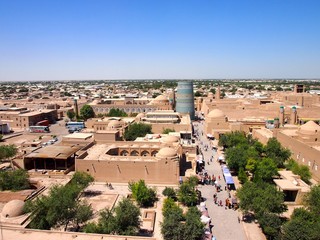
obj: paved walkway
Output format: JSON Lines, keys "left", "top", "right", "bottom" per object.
{"left": 193, "top": 120, "right": 247, "bottom": 240}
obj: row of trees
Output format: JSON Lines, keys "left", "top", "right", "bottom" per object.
{"left": 219, "top": 132, "right": 310, "bottom": 183}
{"left": 25, "top": 172, "right": 94, "bottom": 231}
{"left": 221, "top": 131, "right": 315, "bottom": 239}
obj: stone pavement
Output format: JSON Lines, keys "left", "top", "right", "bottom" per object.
{"left": 193, "top": 119, "right": 265, "bottom": 240}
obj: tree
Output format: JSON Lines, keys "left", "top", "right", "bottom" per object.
{"left": 162, "top": 187, "right": 177, "bottom": 200}
{"left": 237, "top": 181, "right": 287, "bottom": 216}
{"left": 253, "top": 158, "right": 278, "bottom": 183}
{"left": 80, "top": 104, "right": 95, "bottom": 120}
{"left": 25, "top": 172, "right": 94, "bottom": 230}
{"left": 162, "top": 198, "right": 183, "bottom": 219}
{"left": 304, "top": 185, "right": 320, "bottom": 215}
{"left": 128, "top": 180, "right": 157, "bottom": 207}
{"left": 0, "top": 169, "right": 30, "bottom": 191}
{"left": 238, "top": 167, "right": 248, "bottom": 184}
{"left": 124, "top": 123, "right": 152, "bottom": 141}
{"left": 0, "top": 134, "right": 3, "bottom": 141}
{"left": 281, "top": 208, "right": 320, "bottom": 240}
{"left": 67, "top": 110, "right": 75, "bottom": 120}
{"left": 177, "top": 180, "right": 198, "bottom": 207}
{"left": 84, "top": 198, "right": 141, "bottom": 236}
{"left": 162, "top": 128, "right": 175, "bottom": 134}
{"left": 70, "top": 171, "right": 94, "bottom": 189}
{"left": 265, "top": 138, "right": 291, "bottom": 168}
{"left": 183, "top": 207, "right": 204, "bottom": 240}
{"left": 0, "top": 144, "right": 17, "bottom": 161}
{"left": 225, "top": 145, "right": 259, "bottom": 172}
{"left": 107, "top": 108, "right": 128, "bottom": 117}
{"left": 113, "top": 198, "right": 141, "bottom": 235}
{"left": 285, "top": 159, "right": 311, "bottom": 184}
{"left": 161, "top": 208, "right": 185, "bottom": 240}
{"left": 258, "top": 212, "right": 283, "bottom": 239}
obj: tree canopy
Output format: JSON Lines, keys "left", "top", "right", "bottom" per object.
{"left": 84, "top": 198, "right": 141, "bottom": 236}
{"left": 0, "top": 169, "right": 30, "bottom": 191}
{"left": 128, "top": 179, "right": 157, "bottom": 207}
{"left": 177, "top": 177, "right": 199, "bottom": 207}
{"left": 265, "top": 137, "right": 291, "bottom": 168}
{"left": 106, "top": 108, "right": 128, "bottom": 117}
{"left": 124, "top": 123, "right": 152, "bottom": 141}
{"left": 0, "top": 144, "right": 17, "bottom": 161}
{"left": 285, "top": 159, "right": 311, "bottom": 184}
{"left": 25, "top": 172, "right": 94, "bottom": 230}
{"left": 237, "top": 181, "right": 287, "bottom": 216}
{"left": 162, "top": 128, "right": 175, "bottom": 134}
{"left": 80, "top": 104, "right": 95, "bottom": 120}
{"left": 66, "top": 110, "right": 75, "bottom": 120}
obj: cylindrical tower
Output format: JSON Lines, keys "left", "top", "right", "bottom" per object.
{"left": 175, "top": 81, "right": 195, "bottom": 120}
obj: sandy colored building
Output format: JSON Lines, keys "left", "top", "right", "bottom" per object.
{"left": 89, "top": 94, "right": 173, "bottom": 115}
{"left": 76, "top": 133, "right": 197, "bottom": 184}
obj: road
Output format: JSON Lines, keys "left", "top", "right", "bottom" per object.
{"left": 193, "top": 118, "right": 247, "bottom": 240}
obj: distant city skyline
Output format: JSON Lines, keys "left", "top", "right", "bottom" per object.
{"left": 1, "top": 0, "right": 320, "bottom": 81}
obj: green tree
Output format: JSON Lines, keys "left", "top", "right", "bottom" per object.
{"left": 237, "top": 182, "right": 287, "bottom": 216}
{"left": 124, "top": 123, "right": 152, "bottom": 141}
{"left": 177, "top": 180, "right": 198, "bottom": 207}
{"left": 258, "top": 212, "right": 283, "bottom": 239}
{"left": 238, "top": 167, "right": 248, "bottom": 184}
{"left": 70, "top": 171, "right": 94, "bottom": 189}
{"left": 128, "top": 180, "right": 157, "bottom": 207}
{"left": 25, "top": 172, "right": 93, "bottom": 230}
{"left": 304, "top": 185, "right": 320, "bottom": 215}
{"left": 0, "top": 169, "right": 30, "bottom": 191}
{"left": 183, "top": 207, "right": 204, "bottom": 240}
{"left": 162, "top": 198, "right": 183, "bottom": 219}
{"left": 281, "top": 208, "right": 320, "bottom": 240}
{"left": 285, "top": 159, "right": 311, "bottom": 184}
{"left": 0, "top": 144, "right": 17, "bottom": 161}
{"left": 0, "top": 134, "right": 3, "bottom": 141}
{"left": 80, "top": 104, "right": 95, "bottom": 120}
{"left": 162, "top": 187, "right": 177, "bottom": 200}
{"left": 113, "top": 198, "right": 141, "bottom": 235}
{"left": 162, "top": 128, "right": 175, "bottom": 134}
{"left": 253, "top": 158, "right": 278, "bottom": 183}
{"left": 107, "top": 108, "right": 128, "bottom": 117}
{"left": 84, "top": 198, "right": 141, "bottom": 236}
{"left": 225, "top": 145, "right": 259, "bottom": 172}
{"left": 161, "top": 209, "right": 185, "bottom": 240}
{"left": 67, "top": 110, "right": 75, "bottom": 120}
{"left": 265, "top": 138, "right": 291, "bottom": 168}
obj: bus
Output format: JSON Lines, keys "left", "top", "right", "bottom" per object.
{"left": 66, "top": 122, "right": 85, "bottom": 130}
{"left": 29, "top": 126, "right": 50, "bottom": 133}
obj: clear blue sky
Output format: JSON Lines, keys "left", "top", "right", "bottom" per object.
{"left": 1, "top": 0, "right": 320, "bottom": 81}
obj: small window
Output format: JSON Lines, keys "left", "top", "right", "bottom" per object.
{"left": 315, "top": 165, "right": 318, "bottom": 171}
{"left": 308, "top": 161, "right": 311, "bottom": 166}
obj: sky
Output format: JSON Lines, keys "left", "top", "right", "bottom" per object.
{"left": 0, "top": 0, "right": 320, "bottom": 81}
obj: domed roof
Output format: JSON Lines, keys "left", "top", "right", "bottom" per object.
{"left": 154, "top": 95, "right": 168, "bottom": 101}
{"left": 162, "top": 135, "right": 180, "bottom": 143}
{"left": 298, "top": 121, "right": 320, "bottom": 135}
{"left": 207, "top": 109, "right": 225, "bottom": 118}
{"left": 107, "top": 120, "right": 123, "bottom": 129}
{"left": 2, "top": 200, "right": 25, "bottom": 218}
{"left": 156, "top": 147, "right": 178, "bottom": 158}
